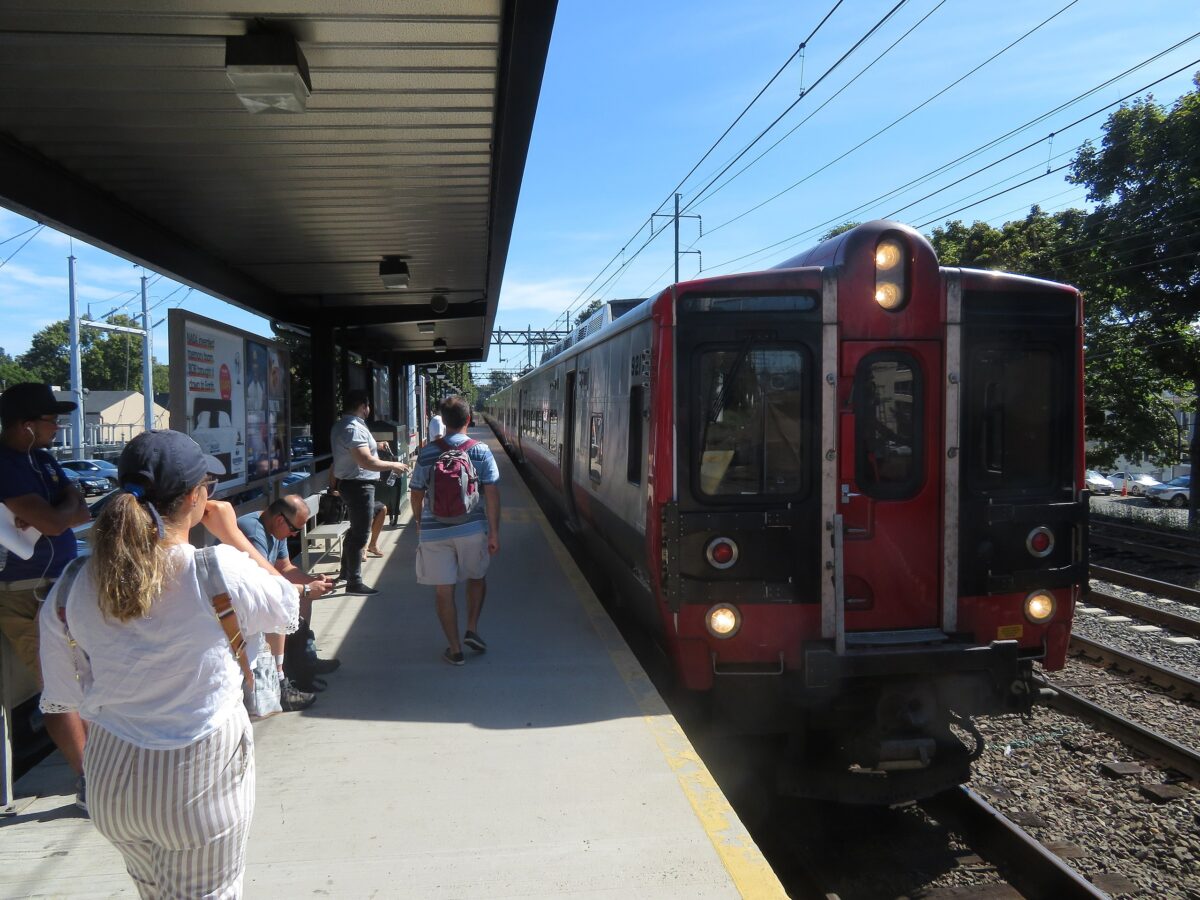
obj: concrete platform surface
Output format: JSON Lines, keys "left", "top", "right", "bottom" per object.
{"left": 0, "top": 429, "right": 784, "bottom": 898}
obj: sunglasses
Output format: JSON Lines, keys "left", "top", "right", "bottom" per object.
{"left": 279, "top": 511, "right": 302, "bottom": 535}
{"left": 201, "top": 476, "right": 220, "bottom": 496}
{"left": 37, "top": 415, "right": 65, "bottom": 426}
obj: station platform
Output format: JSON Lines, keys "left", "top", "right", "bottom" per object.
{"left": 0, "top": 429, "right": 784, "bottom": 898}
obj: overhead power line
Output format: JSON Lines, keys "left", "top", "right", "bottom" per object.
{"left": 554, "top": 0, "right": 853, "bottom": 329}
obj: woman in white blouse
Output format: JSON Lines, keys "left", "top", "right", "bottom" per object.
{"left": 39, "top": 430, "right": 298, "bottom": 899}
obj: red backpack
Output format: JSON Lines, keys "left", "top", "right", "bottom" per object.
{"left": 427, "top": 437, "right": 481, "bottom": 523}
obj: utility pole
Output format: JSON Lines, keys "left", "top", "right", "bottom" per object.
{"left": 653, "top": 195, "right": 701, "bottom": 286}
{"left": 67, "top": 254, "right": 85, "bottom": 458}
{"left": 140, "top": 274, "right": 154, "bottom": 431}
{"left": 674, "top": 192, "right": 680, "bottom": 285}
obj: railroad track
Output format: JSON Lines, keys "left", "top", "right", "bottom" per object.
{"left": 918, "top": 787, "right": 1105, "bottom": 899}
{"left": 1089, "top": 519, "right": 1200, "bottom": 567}
{"left": 1069, "top": 633, "right": 1200, "bottom": 702}
{"left": 1039, "top": 678, "right": 1200, "bottom": 781}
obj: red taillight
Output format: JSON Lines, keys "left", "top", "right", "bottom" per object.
{"left": 1026, "top": 527, "right": 1054, "bottom": 558}
{"left": 706, "top": 537, "right": 738, "bottom": 570}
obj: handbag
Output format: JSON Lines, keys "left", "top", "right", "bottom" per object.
{"left": 317, "top": 491, "right": 348, "bottom": 524}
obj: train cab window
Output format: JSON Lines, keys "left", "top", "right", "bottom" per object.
{"left": 589, "top": 414, "right": 604, "bottom": 483}
{"left": 695, "top": 347, "right": 805, "bottom": 497}
{"left": 966, "top": 345, "right": 1060, "bottom": 492}
{"left": 627, "top": 385, "right": 644, "bottom": 484}
{"left": 855, "top": 353, "right": 923, "bottom": 498}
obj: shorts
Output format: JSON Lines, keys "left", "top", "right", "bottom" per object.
{"left": 415, "top": 532, "right": 490, "bottom": 585}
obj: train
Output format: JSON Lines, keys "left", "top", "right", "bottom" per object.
{"left": 483, "top": 220, "right": 1085, "bottom": 803}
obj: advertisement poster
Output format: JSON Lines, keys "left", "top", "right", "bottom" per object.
{"left": 245, "top": 340, "right": 270, "bottom": 482}
{"left": 267, "top": 347, "right": 289, "bottom": 474}
{"left": 184, "top": 322, "right": 246, "bottom": 485}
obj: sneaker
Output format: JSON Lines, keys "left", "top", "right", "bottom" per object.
{"left": 344, "top": 581, "right": 378, "bottom": 596}
{"left": 306, "top": 638, "right": 341, "bottom": 674}
{"left": 292, "top": 675, "right": 328, "bottom": 693}
{"left": 442, "top": 647, "right": 465, "bottom": 666}
{"left": 75, "top": 775, "right": 88, "bottom": 816}
{"left": 463, "top": 630, "right": 487, "bottom": 653}
{"left": 279, "top": 678, "right": 316, "bottom": 711}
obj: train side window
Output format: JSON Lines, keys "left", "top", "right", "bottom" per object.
{"left": 854, "top": 352, "right": 923, "bottom": 499}
{"left": 548, "top": 408, "right": 559, "bottom": 452}
{"left": 589, "top": 414, "right": 604, "bottom": 483}
{"left": 627, "top": 385, "right": 644, "bottom": 484}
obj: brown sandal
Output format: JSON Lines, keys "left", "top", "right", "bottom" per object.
{"left": 366, "top": 548, "right": 384, "bottom": 558}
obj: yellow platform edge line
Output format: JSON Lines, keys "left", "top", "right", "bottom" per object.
{"left": 534, "top": 513, "right": 788, "bottom": 900}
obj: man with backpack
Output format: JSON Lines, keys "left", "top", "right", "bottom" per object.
{"left": 408, "top": 395, "right": 500, "bottom": 666}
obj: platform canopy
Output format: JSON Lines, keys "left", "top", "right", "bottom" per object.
{"left": 0, "top": 1, "right": 556, "bottom": 364}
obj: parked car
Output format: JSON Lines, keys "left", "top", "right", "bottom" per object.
{"left": 1107, "top": 472, "right": 1162, "bottom": 496}
{"left": 291, "top": 436, "right": 314, "bottom": 459}
{"left": 60, "top": 458, "right": 119, "bottom": 482}
{"left": 1085, "top": 469, "right": 1114, "bottom": 495}
{"left": 62, "top": 467, "right": 113, "bottom": 497}
{"left": 1146, "top": 475, "right": 1191, "bottom": 508}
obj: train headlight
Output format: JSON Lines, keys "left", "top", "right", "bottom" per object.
{"left": 706, "top": 604, "right": 742, "bottom": 638}
{"left": 874, "top": 236, "right": 909, "bottom": 311}
{"left": 875, "top": 239, "right": 903, "bottom": 269}
{"left": 1026, "top": 526, "right": 1054, "bottom": 558}
{"left": 705, "top": 536, "right": 739, "bottom": 569}
{"left": 1024, "top": 590, "right": 1056, "bottom": 623}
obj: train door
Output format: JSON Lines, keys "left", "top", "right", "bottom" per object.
{"left": 561, "top": 369, "right": 580, "bottom": 527}
{"left": 837, "top": 341, "right": 943, "bottom": 631}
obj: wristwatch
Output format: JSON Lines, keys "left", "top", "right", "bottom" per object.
{"left": 302, "top": 584, "right": 311, "bottom": 598}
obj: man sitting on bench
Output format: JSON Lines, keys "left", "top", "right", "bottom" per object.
{"left": 237, "top": 496, "right": 339, "bottom": 701}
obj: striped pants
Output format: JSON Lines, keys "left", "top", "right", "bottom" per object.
{"left": 85, "top": 706, "right": 256, "bottom": 899}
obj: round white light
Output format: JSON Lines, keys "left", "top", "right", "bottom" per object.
{"left": 875, "top": 281, "right": 903, "bottom": 309}
{"left": 1024, "top": 590, "right": 1056, "bottom": 623}
{"left": 875, "top": 239, "right": 903, "bottom": 270}
{"left": 706, "top": 604, "right": 741, "bottom": 638}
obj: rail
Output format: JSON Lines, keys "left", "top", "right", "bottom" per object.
{"left": 919, "top": 786, "right": 1106, "bottom": 899}
{"left": 1070, "top": 634, "right": 1200, "bottom": 702}
{"left": 1040, "top": 681, "right": 1200, "bottom": 781}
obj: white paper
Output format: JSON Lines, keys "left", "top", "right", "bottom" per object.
{"left": 0, "top": 502, "right": 40, "bottom": 560}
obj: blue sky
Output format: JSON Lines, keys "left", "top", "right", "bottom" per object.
{"left": 1, "top": 0, "right": 1197, "bottom": 377}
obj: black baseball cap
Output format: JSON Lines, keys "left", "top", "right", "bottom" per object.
{"left": 118, "top": 430, "right": 226, "bottom": 499}
{"left": 0, "top": 382, "right": 76, "bottom": 424}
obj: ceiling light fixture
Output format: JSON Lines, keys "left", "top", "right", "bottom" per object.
{"left": 379, "top": 256, "right": 410, "bottom": 289}
{"left": 433, "top": 338, "right": 447, "bottom": 354}
{"left": 225, "top": 32, "right": 312, "bottom": 114}
{"left": 417, "top": 322, "right": 436, "bottom": 334}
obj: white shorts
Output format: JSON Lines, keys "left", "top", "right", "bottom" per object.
{"left": 415, "top": 532, "right": 490, "bottom": 585}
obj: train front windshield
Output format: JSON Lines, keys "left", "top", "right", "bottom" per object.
{"left": 696, "top": 346, "right": 806, "bottom": 496}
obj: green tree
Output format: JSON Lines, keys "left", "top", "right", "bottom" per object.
{"left": 0, "top": 347, "right": 38, "bottom": 391}
{"left": 574, "top": 299, "right": 603, "bottom": 326}
{"left": 1068, "top": 72, "right": 1200, "bottom": 484}
{"left": 16, "top": 316, "right": 169, "bottom": 394}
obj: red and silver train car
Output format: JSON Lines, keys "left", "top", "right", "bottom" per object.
{"left": 484, "top": 220, "right": 1084, "bottom": 802}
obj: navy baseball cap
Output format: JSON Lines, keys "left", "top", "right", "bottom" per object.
{"left": 118, "top": 430, "right": 225, "bottom": 499}
{"left": 0, "top": 383, "right": 76, "bottom": 423}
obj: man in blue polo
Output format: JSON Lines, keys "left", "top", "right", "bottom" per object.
{"left": 409, "top": 396, "right": 500, "bottom": 666}
{"left": 0, "top": 383, "right": 91, "bottom": 811}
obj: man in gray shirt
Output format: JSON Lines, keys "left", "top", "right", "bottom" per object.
{"left": 330, "top": 390, "right": 409, "bottom": 595}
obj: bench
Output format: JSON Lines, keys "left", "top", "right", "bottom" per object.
{"left": 300, "top": 493, "right": 350, "bottom": 572}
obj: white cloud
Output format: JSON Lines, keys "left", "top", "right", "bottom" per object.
{"left": 496, "top": 276, "right": 587, "bottom": 314}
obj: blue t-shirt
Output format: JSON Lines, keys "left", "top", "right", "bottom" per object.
{"left": 235, "top": 512, "right": 289, "bottom": 564}
{"left": 409, "top": 434, "right": 499, "bottom": 543}
{"left": 0, "top": 445, "right": 78, "bottom": 581}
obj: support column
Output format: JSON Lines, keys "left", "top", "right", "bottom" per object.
{"left": 311, "top": 326, "right": 335, "bottom": 457}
